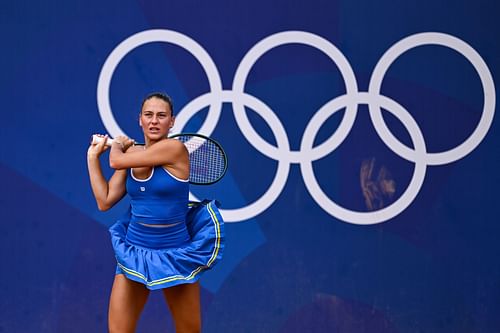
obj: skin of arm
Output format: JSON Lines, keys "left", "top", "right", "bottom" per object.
{"left": 109, "top": 138, "right": 188, "bottom": 173}
{"left": 87, "top": 136, "right": 127, "bottom": 211}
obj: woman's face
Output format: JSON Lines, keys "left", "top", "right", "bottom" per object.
{"left": 139, "top": 97, "right": 175, "bottom": 141}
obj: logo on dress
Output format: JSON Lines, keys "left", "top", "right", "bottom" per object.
{"left": 140, "top": 186, "right": 146, "bottom": 192}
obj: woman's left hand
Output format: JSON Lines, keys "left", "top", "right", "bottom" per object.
{"left": 114, "top": 135, "right": 135, "bottom": 151}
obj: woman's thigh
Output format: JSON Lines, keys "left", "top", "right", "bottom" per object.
{"left": 162, "top": 282, "right": 201, "bottom": 333}
{"left": 108, "top": 274, "right": 150, "bottom": 333}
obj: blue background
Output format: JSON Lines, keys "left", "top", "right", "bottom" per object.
{"left": 1, "top": 0, "right": 499, "bottom": 332}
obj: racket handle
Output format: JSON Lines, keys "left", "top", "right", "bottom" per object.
{"left": 91, "top": 134, "right": 114, "bottom": 146}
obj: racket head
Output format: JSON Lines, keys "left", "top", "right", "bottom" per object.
{"left": 169, "top": 133, "right": 228, "bottom": 185}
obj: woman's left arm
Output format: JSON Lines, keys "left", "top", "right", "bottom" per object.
{"left": 109, "top": 137, "right": 187, "bottom": 170}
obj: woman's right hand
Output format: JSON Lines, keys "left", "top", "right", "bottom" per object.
{"left": 87, "top": 134, "right": 110, "bottom": 158}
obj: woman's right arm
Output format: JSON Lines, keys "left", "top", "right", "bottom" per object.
{"left": 87, "top": 136, "right": 127, "bottom": 211}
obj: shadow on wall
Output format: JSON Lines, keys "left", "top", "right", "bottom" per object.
{"left": 360, "top": 158, "right": 396, "bottom": 211}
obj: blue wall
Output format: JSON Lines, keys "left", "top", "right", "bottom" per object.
{"left": 1, "top": 0, "right": 499, "bottom": 332}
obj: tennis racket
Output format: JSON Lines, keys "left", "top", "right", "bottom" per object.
{"left": 91, "top": 133, "right": 228, "bottom": 185}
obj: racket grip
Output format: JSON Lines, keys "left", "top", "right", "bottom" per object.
{"left": 91, "top": 134, "right": 114, "bottom": 146}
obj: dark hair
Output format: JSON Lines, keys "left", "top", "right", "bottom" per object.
{"left": 141, "top": 92, "right": 174, "bottom": 115}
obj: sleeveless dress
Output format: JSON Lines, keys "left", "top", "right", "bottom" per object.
{"left": 109, "top": 166, "right": 225, "bottom": 290}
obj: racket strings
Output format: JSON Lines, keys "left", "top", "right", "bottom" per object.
{"left": 177, "top": 135, "right": 227, "bottom": 184}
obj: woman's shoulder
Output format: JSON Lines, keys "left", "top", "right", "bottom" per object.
{"left": 158, "top": 138, "right": 188, "bottom": 153}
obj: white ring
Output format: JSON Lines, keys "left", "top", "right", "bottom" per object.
{"left": 301, "top": 92, "right": 427, "bottom": 224}
{"left": 176, "top": 91, "right": 291, "bottom": 222}
{"left": 232, "top": 31, "right": 359, "bottom": 163}
{"left": 368, "top": 32, "right": 496, "bottom": 165}
{"left": 97, "top": 29, "right": 223, "bottom": 139}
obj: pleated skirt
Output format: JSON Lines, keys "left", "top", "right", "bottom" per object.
{"left": 109, "top": 200, "right": 225, "bottom": 290}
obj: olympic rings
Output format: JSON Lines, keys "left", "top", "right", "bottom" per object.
{"left": 97, "top": 29, "right": 496, "bottom": 225}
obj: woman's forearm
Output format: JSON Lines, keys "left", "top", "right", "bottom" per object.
{"left": 87, "top": 154, "right": 112, "bottom": 211}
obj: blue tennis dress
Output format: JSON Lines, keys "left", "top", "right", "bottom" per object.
{"left": 109, "top": 166, "right": 225, "bottom": 290}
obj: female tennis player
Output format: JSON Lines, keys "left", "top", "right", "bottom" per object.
{"left": 87, "top": 92, "right": 224, "bottom": 333}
